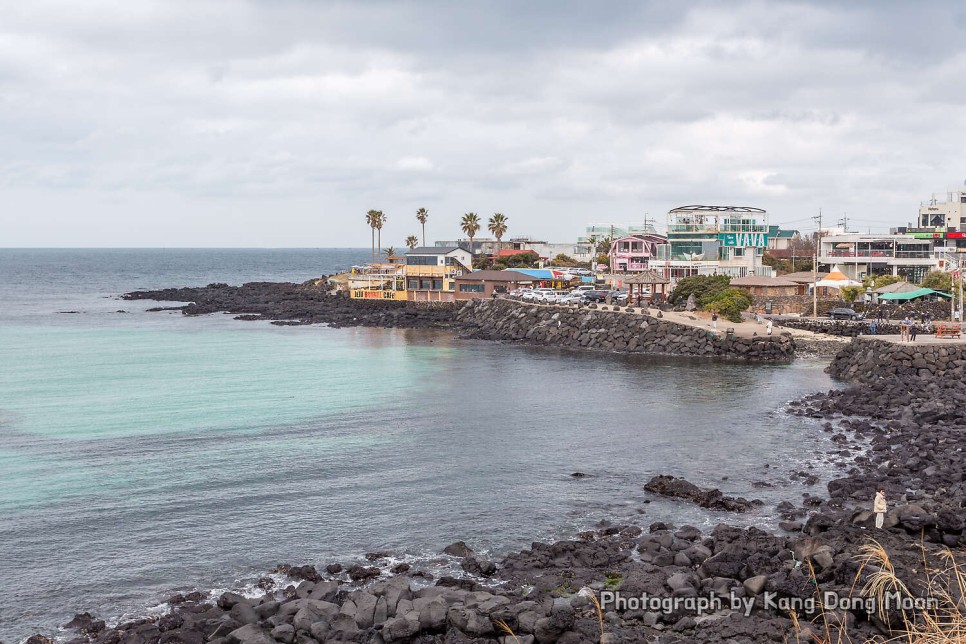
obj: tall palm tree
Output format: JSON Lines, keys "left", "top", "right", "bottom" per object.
{"left": 405, "top": 235, "right": 419, "bottom": 250}
{"left": 383, "top": 246, "right": 396, "bottom": 263}
{"left": 461, "top": 212, "right": 481, "bottom": 259}
{"left": 375, "top": 212, "right": 387, "bottom": 261}
{"left": 416, "top": 208, "right": 429, "bottom": 246}
{"left": 365, "top": 210, "right": 380, "bottom": 263}
{"left": 488, "top": 213, "right": 508, "bottom": 256}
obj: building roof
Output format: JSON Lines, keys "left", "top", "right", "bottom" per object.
{"left": 669, "top": 205, "right": 767, "bottom": 214}
{"left": 879, "top": 288, "right": 952, "bottom": 301}
{"left": 406, "top": 246, "right": 466, "bottom": 255}
{"left": 730, "top": 275, "right": 801, "bottom": 287}
{"left": 767, "top": 225, "right": 800, "bottom": 238}
{"left": 874, "top": 281, "right": 919, "bottom": 294}
{"left": 782, "top": 271, "right": 829, "bottom": 284}
{"left": 624, "top": 270, "right": 670, "bottom": 285}
{"left": 455, "top": 270, "right": 534, "bottom": 282}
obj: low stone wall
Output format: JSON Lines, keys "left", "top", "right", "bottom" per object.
{"left": 777, "top": 318, "right": 918, "bottom": 337}
{"left": 456, "top": 299, "right": 796, "bottom": 362}
{"left": 827, "top": 337, "right": 966, "bottom": 382}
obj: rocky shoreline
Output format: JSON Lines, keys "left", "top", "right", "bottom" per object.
{"left": 30, "top": 335, "right": 966, "bottom": 644}
{"left": 122, "top": 282, "right": 461, "bottom": 329}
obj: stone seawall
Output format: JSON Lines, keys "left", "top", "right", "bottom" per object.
{"left": 456, "top": 299, "right": 796, "bottom": 362}
{"left": 827, "top": 336, "right": 966, "bottom": 382}
{"left": 778, "top": 318, "right": 910, "bottom": 337}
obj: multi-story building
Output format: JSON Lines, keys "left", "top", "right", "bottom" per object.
{"left": 918, "top": 187, "right": 966, "bottom": 230}
{"left": 608, "top": 233, "right": 668, "bottom": 273}
{"left": 651, "top": 205, "right": 774, "bottom": 281}
{"left": 818, "top": 233, "right": 940, "bottom": 283}
{"left": 404, "top": 246, "right": 473, "bottom": 302}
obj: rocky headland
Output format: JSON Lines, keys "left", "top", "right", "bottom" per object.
{"left": 122, "top": 282, "right": 461, "bottom": 329}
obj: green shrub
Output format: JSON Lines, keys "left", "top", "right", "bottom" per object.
{"left": 704, "top": 287, "right": 752, "bottom": 323}
{"left": 840, "top": 286, "right": 863, "bottom": 303}
{"left": 668, "top": 275, "right": 732, "bottom": 306}
{"left": 921, "top": 270, "right": 952, "bottom": 292}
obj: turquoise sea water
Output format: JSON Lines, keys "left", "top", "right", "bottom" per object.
{"left": 0, "top": 249, "right": 839, "bottom": 641}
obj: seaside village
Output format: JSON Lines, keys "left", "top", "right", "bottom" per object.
{"left": 335, "top": 187, "right": 966, "bottom": 335}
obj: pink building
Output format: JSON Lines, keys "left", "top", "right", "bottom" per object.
{"left": 609, "top": 234, "right": 668, "bottom": 273}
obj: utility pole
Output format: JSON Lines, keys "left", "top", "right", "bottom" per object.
{"left": 812, "top": 209, "right": 823, "bottom": 318}
{"left": 838, "top": 212, "right": 848, "bottom": 232}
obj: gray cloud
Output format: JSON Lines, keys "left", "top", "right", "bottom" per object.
{"left": 1, "top": 0, "right": 964, "bottom": 247}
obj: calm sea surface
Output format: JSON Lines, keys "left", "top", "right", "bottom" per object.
{"left": 0, "top": 249, "right": 838, "bottom": 641}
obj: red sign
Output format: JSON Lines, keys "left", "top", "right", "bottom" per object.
{"left": 947, "top": 232, "right": 966, "bottom": 239}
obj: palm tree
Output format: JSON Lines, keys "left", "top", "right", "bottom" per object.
{"left": 375, "top": 212, "right": 387, "bottom": 261}
{"left": 365, "top": 210, "right": 380, "bottom": 263}
{"left": 416, "top": 208, "right": 429, "bottom": 246}
{"left": 461, "top": 212, "right": 481, "bottom": 259}
{"left": 488, "top": 213, "right": 508, "bottom": 256}
{"left": 405, "top": 235, "right": 419, "bottom": 250}
{"left": 383, "top": 246, "right": 396, "bottom": 263}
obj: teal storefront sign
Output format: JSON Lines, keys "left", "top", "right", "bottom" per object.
{"left": 720, "top": 232, "right": 769, "bottom": 247}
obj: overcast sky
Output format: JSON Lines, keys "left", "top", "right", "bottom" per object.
{"left": 2, "top": 1, "right": 964, "bottom": 247}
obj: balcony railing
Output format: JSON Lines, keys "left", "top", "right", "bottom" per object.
{"left": 667, "top": 224, "right": 768, "bottom": 234}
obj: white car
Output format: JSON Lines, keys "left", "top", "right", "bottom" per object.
{"left": 528, "top": 288, "right": 556, "bottom": 302}
{"left": 510, "top": 288, "right": 533, "bottom": 298}
{"left": 556, "top": 292, "right": 584, "bottom": 304}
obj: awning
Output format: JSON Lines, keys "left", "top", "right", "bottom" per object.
{"left": 878, "top": 288, "right": 953, "bottom": 301}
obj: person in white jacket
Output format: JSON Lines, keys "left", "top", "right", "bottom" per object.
{"left": 874, "top": 487, "right": 887, "bottom": 528}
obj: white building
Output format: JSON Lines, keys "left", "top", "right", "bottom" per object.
{"left": 919, "top": 187, "right": 966, "bottom": 230}
{"left": 818, "top": 233, "right": 939, "bottom": 283}
{"left": 650, "top": 205, "right": 774, "bottom": 282}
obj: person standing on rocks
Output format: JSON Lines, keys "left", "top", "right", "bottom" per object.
{"left": 901, "top": 317, "right": 912, "bottom": 342}
{"left": 874, "top": 487, "right": 887, "bottom": 528}
{"left": 711, "top": 313, "right": 718, "bottom": 330}
{"left": 869, "top": 319, "right": 878, "bottom": 336}
{"left": 910, "top": 322, "right": 918, "bottom": 341}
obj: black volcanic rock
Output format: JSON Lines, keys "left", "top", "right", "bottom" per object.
{"left": 124, "top": 280, "right": 462, "bottom": 329}
{"left": 644, "top": 474, "right": 764, "bottom": 512}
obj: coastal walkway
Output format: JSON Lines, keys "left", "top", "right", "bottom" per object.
{"left": 519, "top": 298, "right": 849, "bottom": 344}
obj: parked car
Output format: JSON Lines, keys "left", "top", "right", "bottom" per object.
{"left": 827, "top": 308, "right": 864, "bottom": 321}
{"left": 580, "top": 290, "right": 609, "bottom": 302}
{"left": 510, "top": 288, "right": 533, "bottom": 298}
{"left": 556, "top": 292, "right": 584, "bottom": 305}
{"left": 529, "top": 288, "right": 557, "bottom": 302}
{"left": 608, "top": 290, "right": 629, "bottom": 304}
{"left": 573, "top": 285, "right": 597, "bottom": 293}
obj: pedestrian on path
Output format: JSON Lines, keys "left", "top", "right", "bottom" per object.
{"left": 766, "top": 319, "right": 773, "bottom": 336}
{"left": 711, "top": 313, "right": 718, "bottom": 330}
{"left": 874, "top": 487, "right": 887, "bottom": 529}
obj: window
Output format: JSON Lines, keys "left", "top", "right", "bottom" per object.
{"left": 459, "top": 283, "right": 485, "bottom": 292}
{"left": 733, "top": 247, "right": 745, "bottom": 257}
{"left": 407, "top": 279, "right": 419, "bottom": 289}
{"left": 420, "top": 279, "right": 433, "bottom": 289}
{"left": 494, "top": 285, "right": 508, "bottom": 293}
{"left": 407, "top": 255, "right": 438, "bottom": 266}
{"left": 432, "top": 279, "right": 443, "bottom": 290}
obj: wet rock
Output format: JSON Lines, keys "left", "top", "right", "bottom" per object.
{"left": 644, "top": 475, "right": 764, "bottom": 512}
{"left": 442, "top": 541, "right": 474, "bottom": 558}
